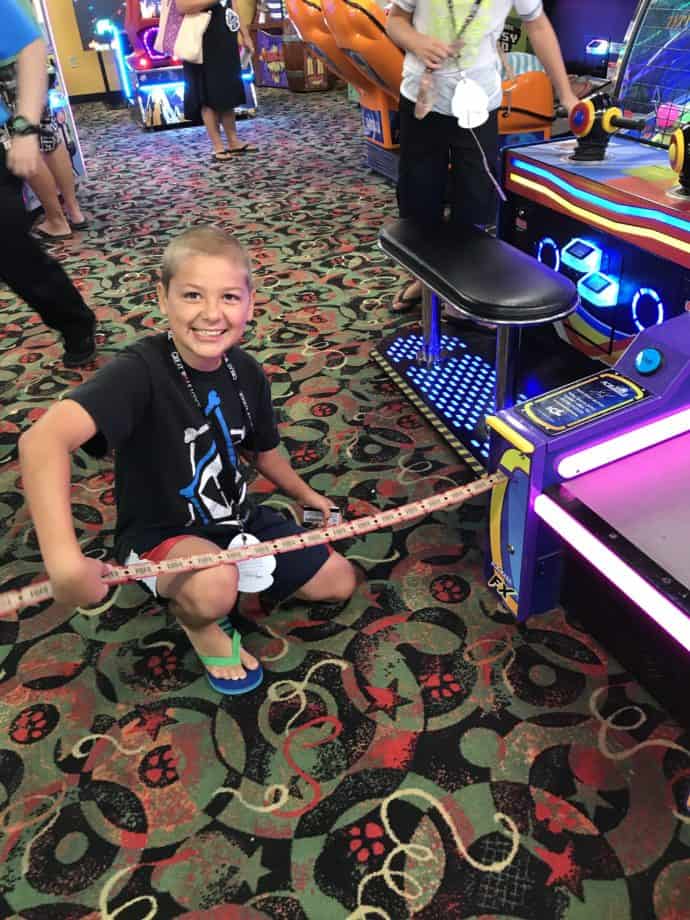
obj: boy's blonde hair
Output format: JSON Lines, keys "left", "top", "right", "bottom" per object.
{"left": 161, "top": 227, "right": 253, "bottom": 291}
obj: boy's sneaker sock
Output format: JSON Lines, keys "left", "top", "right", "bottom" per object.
{"left": 63, "top": 330, "right": 97, "bottom": 368}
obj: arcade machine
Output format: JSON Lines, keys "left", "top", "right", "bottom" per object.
{"left": 123, "top": 0, "right": 257, "bottom": 129}
{"left": 321, "top": 0, "right": 403, "bottom": 179}
{"left": 487, "top": 312, "right": 690, "bottom": 718}
{"left": 500, "top": 0, "right": 690, "bottom": 367}
{"left": 287, "top": 0, "right": 399, "bottom": 168}
{"left": 123, "top": 0, "right": 187, "bottom": 128}
{"left": 253, "top": 0, "right": 332, "bottom": 91}
{"left": 373, "top": 0, "right": 664, "bottom": 471}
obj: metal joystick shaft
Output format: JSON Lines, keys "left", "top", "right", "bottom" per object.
{"left": 569, "top": 92, "right": 644, "bottom": 161}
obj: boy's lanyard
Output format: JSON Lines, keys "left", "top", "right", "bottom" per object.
{"left": 447, "top": 0, "right": 485, "bottom": 53}
{"left": 167, "top": 333, "right": 254, "bottom": 500}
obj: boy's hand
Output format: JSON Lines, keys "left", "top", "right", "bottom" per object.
{"left": 301, "top": 491, "right": 335, "bottom": 523}
{"left": 50, "top": 555, "right": 112, "bottom": 608}
{"left": 413, "top": 35, "right": 452, "bottom": 70}
{"left": 559, "top": 88, "right": 580, "bottom": 116}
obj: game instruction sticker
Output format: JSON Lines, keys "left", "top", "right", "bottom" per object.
{"left": 517, "top": 372, "right": 648, "bottom": 434}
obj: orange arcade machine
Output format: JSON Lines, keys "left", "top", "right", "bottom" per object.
{"left": 287, "top": 0, "right": 401, "bottom": 177}
{"left": 321, "top": 0, "right": 403, "bottom": 178}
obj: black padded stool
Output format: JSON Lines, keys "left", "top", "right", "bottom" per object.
{"left": 379, "top": 219, "right": 579, "bottom": 411}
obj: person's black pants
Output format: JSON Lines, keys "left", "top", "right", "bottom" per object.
{"left": 0, "top": 146, "right": 94, "bottom": 347}
{"left": 397, "top": 94, "right": 499, "bottom": 228}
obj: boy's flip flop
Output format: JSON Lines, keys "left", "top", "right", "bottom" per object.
{"left": 198, "top": 624, "right": 264, "bottom": 695}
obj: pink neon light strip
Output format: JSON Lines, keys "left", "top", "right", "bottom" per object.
{"left": 557, "top": 406, "right": 690, "bottom": 479}
{"left": 534, "top": 494, "right": 690, "bottom": 652}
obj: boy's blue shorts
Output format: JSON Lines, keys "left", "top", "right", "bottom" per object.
{"left": 131, "top": 504, "right": 331, "bottom": 602}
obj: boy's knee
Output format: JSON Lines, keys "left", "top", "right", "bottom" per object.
{"left": 176, "top": 564, "right": 238, "bottom": 622}
{"left": 324, "top": 554, "right": 358, "bottom": 602}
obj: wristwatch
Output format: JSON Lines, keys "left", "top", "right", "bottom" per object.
{"left": 8, "top": 115, "right": 41, "bottom": 137}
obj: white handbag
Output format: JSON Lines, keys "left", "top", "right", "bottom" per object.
{"left": 174, "top": 10, "right": 212, "bottom": 64}
{"left": 155, "top": 1, "right": 211, "bottom": 64}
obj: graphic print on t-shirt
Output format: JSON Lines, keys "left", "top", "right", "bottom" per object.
{"left": 178, "top": 388, "right": 246, "bottom": 526}
{"left": 428, "top": 0, "right": 493, "bottom": 67}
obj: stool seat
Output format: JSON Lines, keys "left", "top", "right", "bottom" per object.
{"left": 380, "top": 219, "right": 578, "bottom": 325}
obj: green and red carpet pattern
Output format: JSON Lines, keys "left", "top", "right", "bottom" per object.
{"left": 1, "top": 90, "right": 689, "bottom": 919}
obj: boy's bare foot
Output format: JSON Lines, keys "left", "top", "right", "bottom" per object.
{"left": 181, "top": 621, "right": 259, "bottom": 681}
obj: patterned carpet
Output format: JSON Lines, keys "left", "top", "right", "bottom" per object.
{"left": 1, "top": 89, "right": 689, "bottom": 920}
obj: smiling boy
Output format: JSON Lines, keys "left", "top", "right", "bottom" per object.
{"left": 18, "top": 227, "right": 356, "bottom": 695}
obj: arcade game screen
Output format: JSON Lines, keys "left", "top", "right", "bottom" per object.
{"left": 74, "top": 0, "right": 126, "bottom": 50}
{"left": 617, "top": 0, "right": 690, "bottom": 144}
{"left": 543, "top": 0, "right": 640, "bottom": 78}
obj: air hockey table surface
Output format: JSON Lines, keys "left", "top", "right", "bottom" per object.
{"left": 550, "top": 429, "right": 690, "bottom": 608}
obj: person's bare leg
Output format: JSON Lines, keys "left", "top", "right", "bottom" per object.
{"left": 157, "top": 536, "right": 259, "bottom": 681}
{"left": 202, "top": 105, "right": 229, "bottom": 157}
{"left": 294, "top": 552, "right": 357, "bottom": 604}
{"left": 43, "top": 144, "right": 85, "bottom": 226}
{"left": 27, "top": 158, "right": 71, "bottom": 237}
{"left": 220, "top": 109, "right": 241, "bottom": 150}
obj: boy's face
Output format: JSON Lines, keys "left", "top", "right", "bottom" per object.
{"left": 158, "top": 253, "right": 254, "bottom": 371}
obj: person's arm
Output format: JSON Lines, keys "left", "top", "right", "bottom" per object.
{"left": 239, "top": 17, "right": 254, "bottom": 56}
{"left": 8, "top": 35, "right": 47, "bottom": 178}
{"left": 254, "top": 447, "right": 334, "bottom": 519}
{"left": 523, "top": 13, "right": 579, "bottom": 113}
{"left": 386, "top": 5, "right": 451, "bottom": 70}
{"left": 18, "top": 400, "right": 112, "bottom": 607}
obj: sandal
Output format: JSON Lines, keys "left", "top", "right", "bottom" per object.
{"left": 212, "top": 150, "right": 234, "bottom": 162}
{"left": 198, "top": 623, "right": 264, "bottom": 695}
{"left": 392, "top": 281, "right": 422, "bottom": 311}
{"left": 226, "top": 143, "right": 257, "bottom": 154}
{"left": 33, "top": 226, "right": 73, "bottom": 241}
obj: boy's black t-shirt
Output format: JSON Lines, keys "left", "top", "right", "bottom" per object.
{"left": 69, "top": 333, "right": 280, "bottom": 560}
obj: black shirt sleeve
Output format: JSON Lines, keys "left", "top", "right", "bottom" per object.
{"left": 68, "top": 350, "right": 153, "bottom": 458}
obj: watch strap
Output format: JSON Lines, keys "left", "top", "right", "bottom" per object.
{"left": 9, "top": 116, "right": 41, "bottom": 136}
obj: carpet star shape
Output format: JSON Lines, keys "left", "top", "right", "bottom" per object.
{"left": 233, "top": 845, "right": 272, "bottom": 894}
{"left": 364, "top": 678, "right": 411, "bottom": 720}
{"left": 535, "top": 841, "right": 584, "bottom": 900}
{"left": 572, "top": 779, "right": 614, "bottom": 820}
{"left": 132, "top": 704, "right": 178, "bottom": 741}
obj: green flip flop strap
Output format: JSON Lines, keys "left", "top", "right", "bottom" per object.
{"left": 198, "top": 627, "right": 242, "bottom": 668}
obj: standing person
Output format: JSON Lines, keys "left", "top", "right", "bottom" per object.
{"left": 19, "top": 227, "right": 357, "bottom": 696}
{"left": 386, "top": 0, "right": 578, "bottom": 310}
{"left": 177, "top": 0, "right": 257, "bottom": 162}
{"left": 0, "top": 0, "right": 87, "bottom": 241}
{"left": 0, "top": 0, "right": 96, "bottom": 366}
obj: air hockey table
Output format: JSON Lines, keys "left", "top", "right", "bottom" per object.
{"left": 501, "top": 135, "right": 690, "bottom": 366}
{"left": 487, "top": 313, "right": 690, "bottom": 655}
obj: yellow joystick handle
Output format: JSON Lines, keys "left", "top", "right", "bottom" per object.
{"left": 601, "top": 106, "right": 623, "bottom": 134}
{"left": 669, "top": 127, "right": 686, "bottom": 174}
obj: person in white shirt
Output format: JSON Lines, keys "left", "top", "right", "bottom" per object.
{"left": 386, "top": 0, "right": 578, "bottom": 309}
